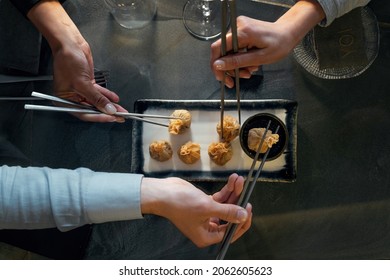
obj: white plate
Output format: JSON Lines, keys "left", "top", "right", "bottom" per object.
{"left": 131, "top": 99, "right": 297, "bottom": 182}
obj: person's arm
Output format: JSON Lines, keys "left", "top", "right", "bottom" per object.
{"left": 210, "top": 0, "right": 371, "bottom": 88}
{"left": 25, "top": 0, "right": 126, "bottom": 122}
{"left": 0, "top": 166, "right": 251, "bottom": 247}
{"left": 210, "top": 0, "right": 326, "bottom": 88}
{"left": 141, "top": 173, "right": 252, "bottom": 247}
{"left": 0, "top": 165, "right": 143, "bottom": 231}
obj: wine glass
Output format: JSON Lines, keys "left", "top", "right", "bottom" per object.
{"left": 182, "top": 0, "right": 229, "bottom": 40}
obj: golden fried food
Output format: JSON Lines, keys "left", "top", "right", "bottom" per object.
{"left": 216, "top": 115, "right": 240, "bottom": 142}
{"left": 149, "top": 140, "right": 173, "bottom": 162}
{"left": 168, "top": 109, "right": 192, "bottom": 135}
{"left": 247, "top": 128, "right": 279, "bottom": 153}
{"left": 208, "top": 142, "right": 233, "bottom": 166}
{"left": 177, "top": 141, "right": 201, "bottom": 164}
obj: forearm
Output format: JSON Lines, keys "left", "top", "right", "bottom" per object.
{"left": 276, "top": 0, "right": 326, "bottom": 47}
{"left": 139, "top": 177, "right": 205, "bottom": 218}
{"left": 0, "top": 166, "right": 143, "bottom": 231}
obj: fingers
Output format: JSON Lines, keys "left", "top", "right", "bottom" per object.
{"left": 225, "top": 68, "right": 253, "bottom": 79}
{"left": 225, "top": 173, "right": 238, "bottom": 193}
{"left": 210, "top": 202, "right": 248, "bottom": 225}
{"left": 71, "top": 112, "right": 119, "bottom": 123}
{"left": 211, "top": 37, "right": 261, "bottom": 88}
{"left": 233, "top": 175, "right": 244, "bottom": 199}
{"left": 224, "top": 174, "right": 244, "bottom": 204}
{"left": 213, "top": 51, "right": 262, "bottom": 72}
{"left": 210, "top": 39, "right": 226, "bottom": 83}
{"left": 230, "top": 203, "right": 252, "bottom": 243}
{"left": 212, "top": 173, "right": 244, "bottom": 204}
{"left": 85, "top": 84, "right": 118, "bottom": 115}
{"left": 70, "top": 105, "right": 127, "bottom": 122}
{"left": 57, "top": 82, "right": 127, "bottom": 123}
{"left": 56, "top": 94, "right": 126, "bottom": 123}
{"left": 210, "top": 15, "right": 267, "bottom": 87}
{"left": 207, "top": 202, "right": 252, "bottom": 246}
{"left": 93, "top": 83, "right": 120, "bottom": 104}
{"left": 82, "top": 86, "right": 126, "bottom": 122}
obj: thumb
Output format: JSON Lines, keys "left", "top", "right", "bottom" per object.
{"left": 211, "top": 203, "right": 248, "bottom": 224}
{"left": 213, "top": 52, "right": 259, "bottom": 71}
{"left": 213, "top": 54, "right": 243, "bottom": 71}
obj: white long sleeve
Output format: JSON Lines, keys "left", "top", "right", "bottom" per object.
{"left": 0, "top": 165, "right": 143, "bottom": 231}
{"left": 316, "top": 0, "right": 371, "bottom": 26}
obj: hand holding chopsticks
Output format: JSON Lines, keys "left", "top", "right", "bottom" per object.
{"left": 24, "top": 92, "right": 182, "bottom": 127}
{"left": 216, "top": 120, "right": 280, "bottom": 260}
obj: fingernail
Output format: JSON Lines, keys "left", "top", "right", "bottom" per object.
{"left": 214, "top": 60, "right": 225, "bottom": 70}
{"left": 236, "top": 209, "right": 248, "bottom": 222}
{"left": 104, "top": 103, "right": 117, "bottom": 115}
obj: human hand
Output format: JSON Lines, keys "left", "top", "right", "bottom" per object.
{"left": 141, "top": 173, "right": 252, "bottom": 248}
{"left": 211, "top": 173, "right": 253, "bottom": 243}
{"left": 210, "top": 1, "right": 326, "bottom": 88}
{"left": 27, "top": 0, "right": 126, "bottom": 123}
{"left": 210, "top": 16, "right": 294, "bottom": 88}
{"left": 51, "top": 39, "right": 127, "bottom": 123}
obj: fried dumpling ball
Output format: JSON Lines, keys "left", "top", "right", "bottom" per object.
{"left": 247, "top": 128, "right": 279, "bottom": 153}
{"left": 216, "top": 115, "right": 240, "bottom": 142}
{"left": 208, "top": 142, "right": 233, "bottom": 166}
{"left": 168, "top": 109, "right": 192, "bottom": 135}
{"left": 177, "top": 141, "right": 201, "bottom": 164}
{"left": 149, "top": 140, "right": 173, "bottom": 162}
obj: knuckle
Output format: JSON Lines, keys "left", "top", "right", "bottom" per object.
{"left": 230, "top": 56, "right": 241, "bottom": 69}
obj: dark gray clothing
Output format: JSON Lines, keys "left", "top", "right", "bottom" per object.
{"left": 0, "top": 0, "right": 42, "bottom": 74}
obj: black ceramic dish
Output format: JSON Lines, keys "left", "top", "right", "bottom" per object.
{"left": 239, "top": 113, "right": 288, "bottom": 161}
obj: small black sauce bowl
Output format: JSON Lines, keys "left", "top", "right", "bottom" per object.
{"left": 239, "top": 113, "right": 288, "bottom": 161}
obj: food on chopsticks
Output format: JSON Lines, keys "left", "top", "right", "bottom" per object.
{"left": 216, "top": 115, "right": 240, "bottom": 142}
{"left": 177, "top": 141, "right": 201, "bottom": 164}
{"left": 247, "top": 127, "right": 279, "bottom": 153}
{"left": 149, "top": 140, "right": 173, "bottom": 162}
{"left": 208, "top": 142, "right": 233, "bottom": 166}
{"left": 168, "top": 109, "right": 192, "bottom": 135}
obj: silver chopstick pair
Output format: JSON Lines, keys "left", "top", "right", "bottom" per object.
{"left": 216, "top": 120, "right": 280, "bottom": 260}
{"left": 220, "top": 0, "right": 241, "bottom": 141}
{"left": 24, "top": 91, "right": 181, "bottom": 127}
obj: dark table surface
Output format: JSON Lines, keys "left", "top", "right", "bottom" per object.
{"left": 1, "top": 0, "right": 390, "bottom": 259}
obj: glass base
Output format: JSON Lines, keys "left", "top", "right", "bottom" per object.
{"left": 182, "top": 0, "right": 229, "bottom": 40}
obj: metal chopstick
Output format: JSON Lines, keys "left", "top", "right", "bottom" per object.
{"left": 239, "top": 125, "right": 280, "bottom": 208}
{"left": 119, "top": 115, "right": 169, "bottom": 127}
{"left": 229, "top": 0, "right": 241, "bottom": 124}
{"left": 216, "top": 121, "right": 280, "bottom": 260}
{"left": 32, "top": 91, "right": 95, "bottom": 109}
{"left": 216, "top": 121, "right": 271, "bottom": 260}
{"left": 220, "top": 0, "right": 228, "bottom": 141}
{"left": 114, "top": 111, "right": 183, "bottom": 120}
{"left": 0, "top": 97, "right": 42, "bottom": 101}
{"left": 30, "top": 91, "right": 181, "bottom": 120}
{"left": 24, "top": 104, "right": 98, "bottom": 114}
{"left": 24, "top": 104, "right": 170, "bottom": 127}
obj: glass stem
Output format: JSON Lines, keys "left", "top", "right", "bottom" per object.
{"left": 202, "top": 1, "right": 211, "bottom": 20}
